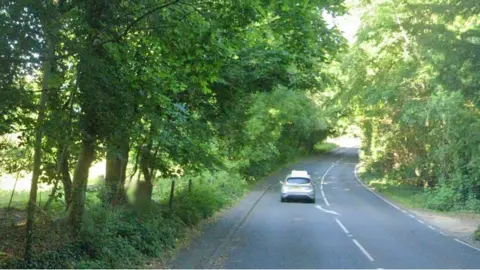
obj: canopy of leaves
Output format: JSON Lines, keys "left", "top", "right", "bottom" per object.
{"left": 344, "top": 0, "right": 480, "bottom": 211}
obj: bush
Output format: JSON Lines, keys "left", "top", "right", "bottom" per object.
{"left": 425, "top": 186, "right": 458, "bottom": 211}
{"left": 1, "top": 168, "right": 249, "bottom": 269}
{"left": 474, "top": 227, "right": 480, "bottom": 242}
{"left": 174, "top": 170, "right": 247, "bottom": 226}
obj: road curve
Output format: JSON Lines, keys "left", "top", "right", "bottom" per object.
{"left": 170, "top": 148, "right": 480, "bottom": 269}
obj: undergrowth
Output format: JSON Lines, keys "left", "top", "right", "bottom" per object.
{"left": 1, "top": 170, "right": 248, "bottom": 269}
{"left": 360, "top": 167, "right": 480, "bottom": 213}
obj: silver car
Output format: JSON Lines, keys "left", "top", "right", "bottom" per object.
{"left": 280, "top": 170, "right": 316, "bottom": 203}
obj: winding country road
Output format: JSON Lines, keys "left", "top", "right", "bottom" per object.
{"left": 170, "top": 147, "right": 480, "bottom": 269}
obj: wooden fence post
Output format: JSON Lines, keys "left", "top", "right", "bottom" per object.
{"left": 169, "top": 180, "right": 175, "bottom": 209}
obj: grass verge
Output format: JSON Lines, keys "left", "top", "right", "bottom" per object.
{"left": 313, "top": 142, "right": 338, "bottom": 153}
{"left": 364, "top": 179, "right": 426, "bottom": 209}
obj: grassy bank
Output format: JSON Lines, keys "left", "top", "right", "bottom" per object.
{"left": 358, "top": 165, "right": 480, "bottom": 214}
{"left": 359, "top": 166, "right": 480, "bottom": 242}
{"left": 313, "top": 142, "right": 338, "bottom": 153}
{"left": 359, "top": 175, "right": 426, "bottom": 209}
{"left": 0, "top": 169, "right": 248, "bottom": 268}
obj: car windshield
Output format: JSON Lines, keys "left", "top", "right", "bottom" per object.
{"left": 286, "top": 178, "right": 310, "bottom": 184}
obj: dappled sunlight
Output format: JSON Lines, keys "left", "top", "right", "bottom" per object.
{"left": 0, "top": 159, "right": 107, "bottom": 193}
{"left": 326, "top": 135, "right": 361, "bottom": 148}
{"left": 88, "top": 160, "right": 106, "bottom": 185}
{"left": 369, "top": 179, "right": 388, "bottom": 186}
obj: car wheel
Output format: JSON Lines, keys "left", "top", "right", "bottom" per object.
{"left": 311, "top": 198, "right": 316, "bottom": 204}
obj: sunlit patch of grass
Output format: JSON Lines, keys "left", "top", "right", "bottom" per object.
{"left": 0, "top": 189, "right": 53, "bottom": 209}
{"left": 368, "top": 178, "right": 387, "bottom": 186}
{"left": 378, "top": 185, "right": 426, "bottom": 209}
{"left": 313, "top": 142, "right": 338, "bottom": 153}
{"left": 87, "top": 160, "right": 106, "bottom": 185}
{"left": 0, "top": 159, "right": 108, "bottom": 210}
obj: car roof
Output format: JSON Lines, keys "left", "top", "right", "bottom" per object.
{"left": 288, "top": 170, "right": 311, "bottom": 179}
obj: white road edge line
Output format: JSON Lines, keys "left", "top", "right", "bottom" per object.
{"left": 417, "top": 220, "right": 424, "bottom": 224}
{"left": 315, "top": 205, "right": 340, "bottom": 216}
{"left": 335, "top": 218, "right": 350, "bottom": 234}
{"left": 321, "top": 190, "right": 330, "bottom": 206}
{"left": 454, "top": 238, "right": 480, "bottom": 253}
{"left": 354, "top": 163, "right": 456, "bottom": 237}
{"left": 428, "top": 225, "right": 436, "bottom": 230}
{"left": 320, "top": 158, "right": 344, "bottom": 206}
{"left": 354, "top": 164, "right": 400, "bottom": 211}
{"left": 352, "top": 239, "right": 375, "bottom": 262}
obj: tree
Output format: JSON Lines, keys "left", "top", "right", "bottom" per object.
{"left": 344, "top": 0, "right": 480, "bottom": 210}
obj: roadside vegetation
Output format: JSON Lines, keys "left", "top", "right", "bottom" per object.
{"left": 344, "top": 0, "right": 480, "bottom": 217}
{"left": 4, "top": 0, "right": 480, "bottom": 266}
{"left": 0, "top": 0, "right": 347, "bottom": 267}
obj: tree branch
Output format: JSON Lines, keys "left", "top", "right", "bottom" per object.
{"left": 97, "top": 0, "right": 182, "bottom": 46}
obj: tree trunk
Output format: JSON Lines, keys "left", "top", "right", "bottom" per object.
{"left": 59, "top": 147, "right": 73, "bottom": 209}
{"left": 44, "top": 146, "right": 72, "bottom": 210}
{"left": 104, "top": 138, "right": 129, "bottom": 206}
{"left": 67, "top": 140, "right": 95, "bottom": 235}
{"left": 24, "top": 29, "right": 54, "bottom": 262}
{"left": 7, "top": 172, "right": 20, "bottom": 212}
{"left": 135, "top": 142, "right": 154, "bottom": 206}
{"left": 169, "top": 180, "right": 175, "bottom": 209}
{"left": 140, "top": 161, "right": 154, "bottom": 200}
{"left": 43, "top": 177, "right": 60, "bottom": 210}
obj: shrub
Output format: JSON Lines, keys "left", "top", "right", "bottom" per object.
{"left": 2, "top": 169, "right": 249, "bottom": 269}
{"left": 424, "top": 186, "right": 457, "bottom": 211}
{"left": 474, "top": 226, "right": 480, "bottom": 242}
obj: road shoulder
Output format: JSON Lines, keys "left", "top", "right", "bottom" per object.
{"left": 355, "top": 163, "right": 480, "bottom": 250}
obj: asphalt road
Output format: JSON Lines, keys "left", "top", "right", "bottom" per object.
{"left": 171, "top": 148, "right": 480, "bottom": 269}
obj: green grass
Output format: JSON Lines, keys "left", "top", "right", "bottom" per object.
{"left": 0, "top": 189, "right": 52, "bottom": 209}
{"left": 367, "top": 180, "right": 426, "bottom": 209}
{"left": 313, "top": 142, "right": 338, "bottom": 153}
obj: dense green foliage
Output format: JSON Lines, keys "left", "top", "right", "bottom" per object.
{"left": 4, "top": 0, "right": 480, "bottom": 266}
{"left": 1, "top": 169, "right": 247, "bottom": 268}
{"left": 0, "top": 0, "right": 346, "bottom": 266}
{"left": 345, "top": 0, "right": 480, "bottom": 211}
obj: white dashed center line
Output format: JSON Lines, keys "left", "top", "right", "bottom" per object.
{"left": 335, "top": 218, "right": 350, "bottom": 234}
{"left": 353, "top": 239, "right": 375, "bottom": 262}
{"left": 320, "top": 158, "right": 344, "bottom": 206}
